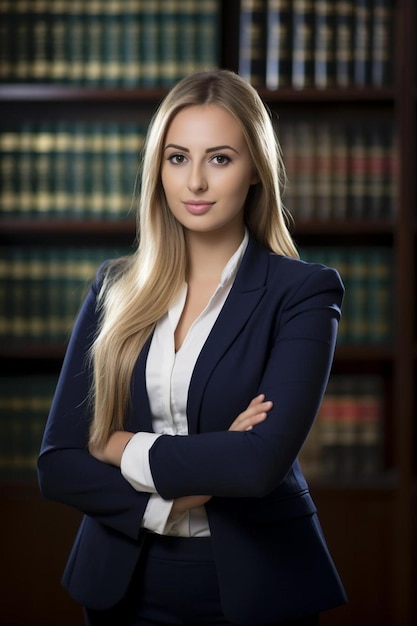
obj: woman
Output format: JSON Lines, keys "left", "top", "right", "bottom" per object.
{"left": 38, "top": 69, "right": 347, "bottom": 625}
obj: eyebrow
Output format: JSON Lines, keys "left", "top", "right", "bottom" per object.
{"left": 164, "top": 143, "right": 239, "bottom": 154}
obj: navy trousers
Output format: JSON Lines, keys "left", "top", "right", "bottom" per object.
{"left": 83, "top": 534, "right": 320, "bottom": 626}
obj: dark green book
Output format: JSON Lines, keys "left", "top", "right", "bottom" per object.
{"left": 121, "top": 4, "right": 142, "bottom": 86}
{"left": 141, "top": 0, "right": 160, "bottom": 87}
{"left": 67, "top": 4, "right": 85, "bottom": 84}
{"left": 194, "top": 0, "right": 221, "bottom": 73}
{"left": 367, "top": 248, "right": 393, "bottom": 343}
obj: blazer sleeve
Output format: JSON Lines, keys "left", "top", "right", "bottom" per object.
{"left": 37, "top": 265, "right": 149, "bottom": 541}
{"left": 149, "top": 264, "right": 344, "bottom": 500}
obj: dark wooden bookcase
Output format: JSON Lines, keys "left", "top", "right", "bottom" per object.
{"left": 0, "top": 1, "right": 415, "bottom": 624}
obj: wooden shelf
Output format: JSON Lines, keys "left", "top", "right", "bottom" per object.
{"left": 0, "top": 84, "right": 396, "bottom": 104}
{"left": 0, "top": 217, "right": 136, "bottom": 235}
{"left": 0, "top": 217, "right": 394, "bottom": 237}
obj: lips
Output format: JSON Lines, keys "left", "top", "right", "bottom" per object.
{"left": 182, "top": 201, "right": 214, "bottom": 215}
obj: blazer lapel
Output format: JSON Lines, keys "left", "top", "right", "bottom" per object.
{"left": 187, "top": 237, "right": 269, "bottom": 434}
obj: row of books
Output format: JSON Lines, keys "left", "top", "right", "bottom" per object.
{"left": 0, "top": 246, "right": 393, "bottom": 347}
{"left": 240, "top": 0, "right": 394, "bottom": 89}
{"left": 0, "top": 118, "right": 397, "bottom": 221}
{"left": 301, "top": 247, "right": 393, "bottom": 345}
{"left": 279, "top": 118, "right": 397, "bottom": 220}
{"left": 0, "top": 375, "right": 56, "bottom": 480}
{"left": 300, "top": 375, "right": 385, "bottom": 482}
{"left": 0, "top": 122, "right": 146, "bottom": 220}
{"left": 0, "top": 0, "right": 220, "bottom": 86}
{"left": 0, "top": 246, "right": 131, "bottom": 345}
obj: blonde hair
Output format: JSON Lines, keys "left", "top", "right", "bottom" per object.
{"left": 89, "top": 69, "right": 298, "bottom": 447}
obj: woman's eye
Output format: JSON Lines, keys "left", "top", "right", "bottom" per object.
{"left": 212, "top": 154, "right": 230, "bottom": 165}
{"left": 169, "top": 154, "right": 187, "bottom": 164}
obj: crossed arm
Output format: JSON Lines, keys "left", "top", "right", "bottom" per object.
{"left": 89, "top": 394, "right": 273, "bottom": 517}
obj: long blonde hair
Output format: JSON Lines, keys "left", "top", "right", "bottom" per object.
{"left": 89, "top": 69, "right": 299, "bottom": 447}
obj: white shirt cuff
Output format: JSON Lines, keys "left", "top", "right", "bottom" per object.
{"left": 141, "top": 493, "right": 177, "bottom": 535}
{"left": 120, "top": 432, "right": 161, "bottom": 492}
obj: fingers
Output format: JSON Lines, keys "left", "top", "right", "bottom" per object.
{"left": 229, "top": 395, "right": 273, "bottom": 432}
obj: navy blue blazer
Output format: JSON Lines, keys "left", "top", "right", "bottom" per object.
{"left": 38, "top": 236, "right": 347, "bottom": 624}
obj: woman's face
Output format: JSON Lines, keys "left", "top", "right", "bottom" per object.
{"left": 161, "top": 104, "right": 258, "bottom": 237}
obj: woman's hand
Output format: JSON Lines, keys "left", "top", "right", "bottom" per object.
{"left": 228, "top": 393, "right": 273, "bottom": 431}
{"left": 89, "top": 431, "right": 135, "bottom": 467}
{"left": 170, "top": 394, "right": 273, "bottom": 517}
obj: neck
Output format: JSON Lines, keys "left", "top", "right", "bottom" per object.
{"left": 185, "top": 227, "right": 245, "bottom": 282}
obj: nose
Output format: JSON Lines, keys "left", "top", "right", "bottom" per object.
{"left": 187, "top": 163, "right": 208, "bottom": 193}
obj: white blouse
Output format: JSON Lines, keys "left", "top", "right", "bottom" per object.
{"left": 121, "top": 231, "right": 249, "bottom": 537}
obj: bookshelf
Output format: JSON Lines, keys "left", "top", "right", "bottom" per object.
{"left": 0, "top": 0, "right": 415, "bottom": 624}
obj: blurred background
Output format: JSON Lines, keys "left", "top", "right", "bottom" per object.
{"left": 0, "top": 1, "right": 415, "bottom": 624}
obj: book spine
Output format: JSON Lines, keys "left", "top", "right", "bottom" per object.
{"left": 159, "top": 0, "right": 180, "bottom": 86}
{"left": 0, "top": 5, "right": 16, "bottom": 82}
{"left": 367, "top": 120, "right": 386, "bottom": 219}
{"left": 314, "top": 0, "right": 335, "bottom": 88}
{"left": 239, "top": 0, "right": 266, "bottom": 87}
{"left": 140, "top": 0, "right": 160, "bottom": 87}
{"left": 176, "top": 0, "right": 198, "bottom": 77}
{"left": 103, "top": 2, "right": 126, "bottom": 87}
{"left": 384, "top": 122, "right": 397, "bottom": 218}
{"left": 266, "top": 0, "right": 292, "bottom": 89}
{"left": 69, "top": 122, "right": 88, "bottom": 219}
{"left": 49, "top": 0, "right": 69, "bottom": 83}
{"left": 348, "top": 122, "right": 367, "bottom": 218}
{"left": 347, "top": 248, "right": 368, "bottom": 343}
{"left": 35, "top": 123, "right": 55, "bottom": 217}
{"left": 14, "top": 3, "right": 31, "bottom": 82}
{"left": 19, "top": 124, "right": 36, "bottom": 218}
{"left": 367, "top": 248, "right": 393, "bottom": 343}
{"left": 292, "top": 0, "right": 315, "bottom": 89}
{"left": 356, "top": 376, "right": 384, "bottom": 478}
{"left": 102, "top": 124, "right": 124, "bottom": 219}
{"left": 314, "top": 121, "right": 333, "bottom": 220}
{"left": 31, "top": 0, "right": 51, "bottom": 83}
{"left": 317, "top": 378, "right": 340, "bottom": 480}
{"left": 334, "top": 0, "right": 354, "bottom": 87}
{"left": 294, "top": 121, "right": 315, "bottom": 219}
{"left": 353, "top": 0, "right": 371, "bottom": 86}
{"left": 332, "top": 122, "right": 349, "bottom": 220}
{"left": 0, "top": 129, "right": 20, "bottom": 217}
{"left": 52, "top": 122, "right": 72, "bottom": 218}
{"left": 194, "top": 0, "right": 221, "bottom": 72}
{"left": 337, "top": 376, "right": 362, "bottom": 480}
{"left": 0, "top": 249, "right": 14, "bottom": 344}
{"left": 88, "top": 124, "right": 105, "bottom": 219}
{"left": 121, "top": 3, "right": 142, "bottom": 86}
{"left": 370, "top": 0, "right": 393, "bottom": 86}
{"left": 84, "top": 2, "right": 104, "bottom": 86}
{"left": 67, "top": 3, "right": 86, "bottom": 84}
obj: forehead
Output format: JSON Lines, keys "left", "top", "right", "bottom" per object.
{"left": 165, "top": 104, "right": 246, "bottom": 146}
